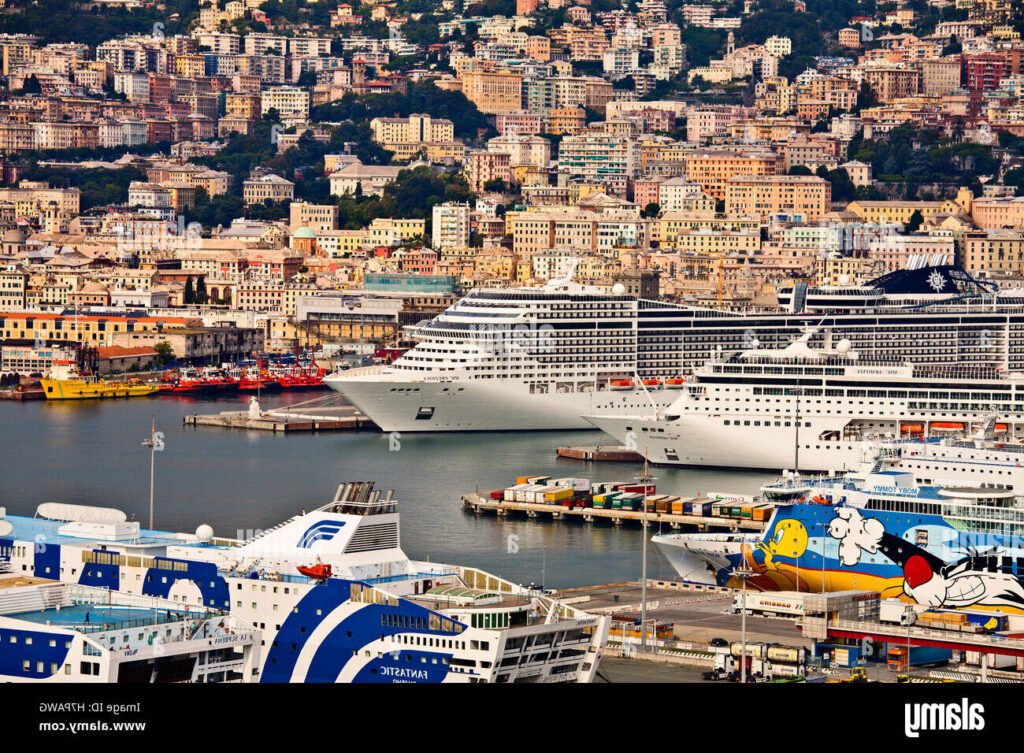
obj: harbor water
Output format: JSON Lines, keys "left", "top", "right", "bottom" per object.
{"left": 0, "top": 395, "right": 772, "bottom": 588}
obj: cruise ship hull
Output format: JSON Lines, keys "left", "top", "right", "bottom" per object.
{"left": 328, "top": 371, "right": 677, "bottom": 432}
{"left": 585, "top": 413, "right": 875, "bottom": 472}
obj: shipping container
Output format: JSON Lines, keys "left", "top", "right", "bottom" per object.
{"left": 504, "top": 484, "right": 529, "bottom": 502}
{"left": 544, "top": 487, "right": 574, "bottom": 503}
{"left": 489, "top": 490, "right": 504, "bottom": 501}
{"left": 887, "top": 646, "right": 951, "bottom": 670}
{"left": 734, "top": 591, "right": 806, "bottom": 617}
{"left": 964, "top": 612, "right": 1008, "bottom": 632}
{"left": 671, "top": 500, "right": 684, "bottom": 515}
{"left": 693, "top": 501, "right": 714, "bottom": 517}
{"left": 965, "top": 650, "right": 1015, "bottom": 669}
{"left": 879, "top": 599, "right": 916, "bottom": 626}
{"left": 617, "top": 484, "right": 656, "bottom": 495}
{"left": 766, "top": 645, "right": 806, "bottom": 664}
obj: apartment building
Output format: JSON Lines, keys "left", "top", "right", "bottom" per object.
{"left": 432, "top": 202, "right": 472, "bottom": 249}
{"left": 461, "top": 69, "right": 523, "bottom": 115}
{"left": 724, "top": 175, "right": 831, "bottom": 222}
{"left": 242, "top": 174, "right": 295, "bottom": 206}
{"left": 683, "top": 148, "right": 781, "bottom": 201}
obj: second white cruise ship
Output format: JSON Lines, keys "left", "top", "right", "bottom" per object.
{"left": 586, "top": 328, "right": 1024, "bottom": 472}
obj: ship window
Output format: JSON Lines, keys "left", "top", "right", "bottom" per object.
{"left": 415, "top": 407, "right": 435, "bottom": 420}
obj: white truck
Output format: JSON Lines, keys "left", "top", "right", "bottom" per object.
{"left": 879, "top": 598, "right": 917, "bottom": 626}
{"left": 733, "top": 591, "right": 806, "bottom": 617}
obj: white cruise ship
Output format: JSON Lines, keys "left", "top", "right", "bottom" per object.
{"left": 325, "top": 265, "right": 1024, "bottom": 432}
{"left": 326, "top": 277, "right": 680, "bottom": 431}
{"left": 586, "top": 328, "right": 1024, "bottom": 476}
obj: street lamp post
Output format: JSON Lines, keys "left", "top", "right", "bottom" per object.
{"left": 142, "top": 417, "right": 158, "bottom": 530}
{"left": 637, "top": 452, "right": 656, "bottom": 653}
{"left": 732, "top": 565, "right": 756, "bottom": 684}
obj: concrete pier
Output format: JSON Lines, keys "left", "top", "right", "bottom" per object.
{"left": 184, "top": 404, "right": 377, "bottom": 433}
{"left": 462, "top": 492, "right": 765, "bottom": 531}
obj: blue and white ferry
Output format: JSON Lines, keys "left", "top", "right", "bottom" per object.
{"left": 0, "top": 483, "right": 608, "bottom": 683}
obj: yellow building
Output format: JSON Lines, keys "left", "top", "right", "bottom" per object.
{"left": 370, "top": 114, "right": 455, "bottom": 147}
{"left": 667, "top": 229, "right": 761, "bottom": 255}
{"left": 724, "top": 175, "right": 831, "bottom": 222}
{"left": 175, "top": 54, "right": 206, "bottom": 78}
{"left": 314, "top": 229, "right": 372, "bottom": 258}
{"left": 657, "top": 214, "right": 760, "bottom": 246}
{"left": 0, "top": 311, "right": 192, "bottom": 345}
{"left": 368, "top": 218, "right": 427, "bottom": 245}
{"left": 963, "top": 231, "right": 1024, "bottom": 274}
{"left": 846, "top": 199, "right": 958, "bottom": 224}
{"left": 460, "top": 70, "right": 523, "bottom": 115}
{"left": 243, "top": 174, "right": 295, "bottom": 206}
{"left": 970, "top": 196, "right": 1024, "bottom": 230}
{"left": 683, "top": 148, "right": 781, "bottom": 201}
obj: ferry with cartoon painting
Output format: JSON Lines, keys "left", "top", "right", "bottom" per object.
{"left": 656, "top": 464, "right": 1024, "bottom": 614}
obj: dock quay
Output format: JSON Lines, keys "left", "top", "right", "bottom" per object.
{"left": 461, "top": 491, "right": 766, "bottom": 531}
{"left": 185, "top": 403, "right": 377, "bottom": 433}
{"left": 0, "top": 385, "right": 43, "bottom": 400}
{"left": 556, "top": 445, "right": 643, "bottom": 462}
{"left": 184, "top": 393, "right": 379, "bottom": 433}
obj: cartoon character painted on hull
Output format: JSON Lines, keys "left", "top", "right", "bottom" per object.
{"left": 828, "top": 507, "right": 1024, "bottom": 610}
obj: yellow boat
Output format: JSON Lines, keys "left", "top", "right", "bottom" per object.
{"left": 40, "top": 359, "right": 158, "bottom": 400}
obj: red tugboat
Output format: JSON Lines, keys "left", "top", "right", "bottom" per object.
{"left": 274, "top": 358, "right": 328, "bottom": 390}
{"left": 232, "top": 365, "right": 282, "bottom": 393}
{"left": 297, "top": 562, "right": 332, "bottom": 581}
{"left": 200, "top": 367, "right": 240, "bottom": 393}
{"left": 159, "top": 368, "right": 212, "bottom": 395}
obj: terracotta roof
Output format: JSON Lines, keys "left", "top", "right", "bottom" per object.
{"left": 97, "top": 345, "right": 158, "bottom": 359}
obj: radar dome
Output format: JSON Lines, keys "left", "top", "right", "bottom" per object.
{"left": 612, "top": 282, "right": 627, "bottom": 295}
{"left": 195, "top": 524, "right": 214, "bottom": 542}
{"left": 836, "top": 338, "right": 852, "bottom": 354}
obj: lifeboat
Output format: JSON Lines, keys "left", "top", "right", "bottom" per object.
{"left": 641, "top": 378, "right": 663, "bottom": 388}
{"left": 297, "top": 563, "right": 332, "bottom": 580}
{"left": 995, "top": 423, "right": 1009, "bottom": 432}
{"left": 930, "top": 422, "right": 966, "bottom": 432}
{"left": 665, "top": 378, "right": 686, "bottom": 388}
{"left": 810, "top": 495, "right": 831, "bottom": 505}
{"left": 610, "top": 378, "right": 634, "bottom": 390}
{"left": 900, "top": 423, "right": 925, "bottom": 434}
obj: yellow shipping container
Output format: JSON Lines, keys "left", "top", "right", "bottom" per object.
{"left": 545, "top": 487, "right": 574, "bottom": 503}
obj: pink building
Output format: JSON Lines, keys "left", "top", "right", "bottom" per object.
{"left": 633, "top": 177, "right": 664, "bottom": 209}
{"left": 495, "top": 112, "right": 546, "bottom": 137}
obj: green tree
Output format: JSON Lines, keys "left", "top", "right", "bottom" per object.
{"left": 20, "top": 74, "right": 42, "bottom": 95}
{"left": 905, "top": 209, "right": 924, "bottom": 232}
{"left": 643, "top": 202, "right": 661, "bottom": 218}
{"left": 153, "top": 341, "right": 175, "bottom": 367}
{"left": 184, "top": 276, "right": 195, "bottom": 305}
{"left": 195, "top": 277, "right": 209, "bottom": 305}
